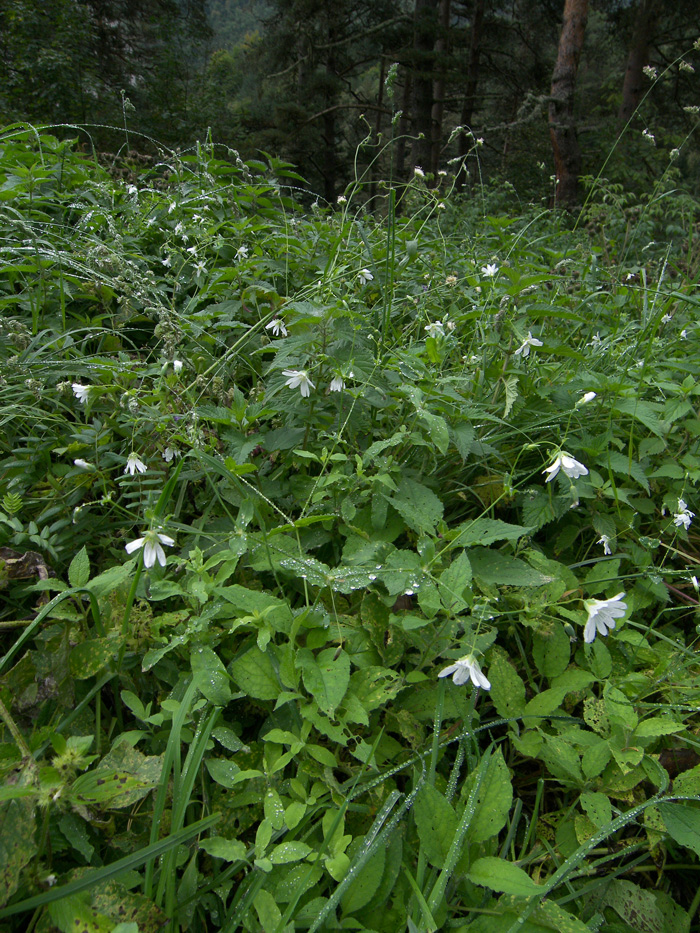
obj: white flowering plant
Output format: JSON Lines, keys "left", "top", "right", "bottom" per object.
{"left": 2, "top": 130, "right": 700, "bottom": 931}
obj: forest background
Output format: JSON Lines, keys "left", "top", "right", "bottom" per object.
{"left": 1, "top": 0, "right": 699, "bottom": 207}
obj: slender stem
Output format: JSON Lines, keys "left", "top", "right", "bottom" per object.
{"left": 0, "top": 694, "right": 32, "bottom": 759}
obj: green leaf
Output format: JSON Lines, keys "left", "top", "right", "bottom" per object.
{"left": 69, "top": 769, "right": 154, "bottom": 805}
{"left": 634, "top": 719, "right": 686, "bottom": 738}
{"left": 606, "top": 451, "right": 650, "bottom": 494}
{"left": 612, "top": 398, "right": 665, "bottom": 438}
{"left": 0, "top": 798, "right": 37, "bottom": 905}
{"left": 339, "top": 837, "right": 386, "bottom": 914}
{"left": 199, "top": 837, "right": 246, "bottom": 861}
{"left": 532, "top": 623, "right": 570, "bottom": 678}
{"left": 191, "top": 646, "right": 232, "bottom": 706}
{"left": 452, "top": 518, "right": 532, "bottom": 548}
{"left": 420, "top": 411, "right": 449, "bottom": 454}
{"left": 467, "top": 857, "right": 539, "bottom": 896}
{"left": 470, "top": 549, "right": 552, "bottom": 587}
{"left": 579, "top": 792, "right": 612, "bottom": 829}
{"left": 278, "top": 555, "right": 330, "bottom": 587}
{"left": 413, "top": 783, "right": 456, "bottom": 868}
{"left": 388, "top": 478, "right": 444, "bottom": 534}
{"left": 297, "top": 647, "right": 350, "bottom": 717}
{"left": 659, "top": 803, "right": 700, "bottom": 857}
{"left": 48, "top": 894, "right": 113, "bottom": 933}
{"left": 269, "top": 841, "right": 313, "bottom": 864}
{"left": 438, "top": 551, "right": 472, "bottom": 614}
{"left": 68, "top": 546, "right": 90, "bottom": 588}
{"left": 466, "top": 746, "right": 513, "bottom": 843}
{"left": 69, "top": 638, "right": 116, "bottom": 679}
{"left": 230, "top": 646, "right": 280, "bottom": 701}
{"left": 205, "top": 759, "right": 241, "bottom": 788}
{"left": 489, "top": 649, "right": 526, "bottom": 719}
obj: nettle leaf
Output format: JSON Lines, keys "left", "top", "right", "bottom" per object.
{"left": 230, "top": 646, "right": 280, "bottom": 701}
{"left": 451, "top": 518, "right": 532, "bottom": 548}
{"left": 413, "top": 783, "right": 456, "bottom": 868}
{"left": 68, "top": 545, "right": 90, "bottom": 588}
{"left": 489, "top": 649, "right": 526, "bottom": 719}
{"left": 605, "top": 451, "right": 650, "bottom": 494}
{"left": 502, "top": 375, "right": 519, "bottom": 419}
{"left": 297, "top": 647, "right": 350, "bottom": 717}
{"left": 191, "top": 646, "right": 232, "bottom": 706}
{"left": 451, "top": 422, "right": 475, "bottom": 460}
{"left": 467, "top": 857, "right": 539, "bottom": 896}
{"left": 278, "top": 555, "right": 329, "bottom": 587}
{"left": 469, "top": 548, "right": 552, "bottom": 587}
{"left": 613, "top": 397, "right": 665, "bottom": 438}
{"left": 388, "top": 478, "right": 444, "bottom": 534}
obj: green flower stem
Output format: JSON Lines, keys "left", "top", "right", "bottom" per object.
{"left": 0, "top": 693, "right": 31, "bottom": 759}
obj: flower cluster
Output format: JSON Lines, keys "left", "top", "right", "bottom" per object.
{"left": 673, "top": 499, "right": 695, "bottom": 530}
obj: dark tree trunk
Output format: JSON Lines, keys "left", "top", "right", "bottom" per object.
{"left": 548, "top": 0, "right": 589, "bottom": 209}
{"left": 429, "top": 0, "right": 451, "bottom": 178}
{"left": 456, "top": 0, "right": 485, "bottom": 191}
{"left": 617, "top": 0, "right": 659, "bottom": 128}
{"left": 411, "top": 0, "right": 439, "bottom": 173}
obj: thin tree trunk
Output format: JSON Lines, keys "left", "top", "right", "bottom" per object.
{"left": 617, "top": 0, "right": 659, "bottom": 129}
{"left": 548, "top": 0, "right": 589, "bottom": 209}
{"left": 430, "top": 0, "right": 451, "bottom": 178}
{"left": 411, "top": 0, "right": 439, "bottom": 173}
{"left": 456, "top": 0, "right": 485, "bottom": 192}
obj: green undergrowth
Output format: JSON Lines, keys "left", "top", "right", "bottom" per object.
{"left": 1, "top": 124, "right": 700, "bottom": 933}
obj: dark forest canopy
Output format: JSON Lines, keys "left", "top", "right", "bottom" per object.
{"left": 1, "top": 0, "right": 698, "bottom": 203}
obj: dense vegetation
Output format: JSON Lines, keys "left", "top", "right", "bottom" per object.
{"left": 1, "top": 117, "right": 700, "bottom": 933}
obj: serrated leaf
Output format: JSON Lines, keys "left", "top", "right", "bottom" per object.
{"left": 68, "top": 546, "right": 90, "bottom": 588}
{"left": 606, "top": 451, "right": 650, "bottom": 494}
{"left": 503, "top": 375, "right": 519, "bottom": 418}
{"left": 230, "top": 646, "right": 280, "bottom": 701}
{"left": 388, "top": 478, "right": 444, "bottom": 534}
{"left": 467, "top": 857, "right": 539, "bottom": 896}
{"left": 613, "top": 397, "right": 665, "bottom": 438}
{"left": 452, "top": 518, "right": 531, "bottom": 548}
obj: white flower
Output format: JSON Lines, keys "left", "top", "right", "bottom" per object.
{"left": 414, "top": 166, "right": 425, "bottom": 178}
{"left": 162, "top": 256, "right": 172, "bottom": 268}
{"left": 72, "top": 383, "right": 90, "bottom": 405}
{"left": 266, "top": 318, "right": 288, "bottom": 337}
{"left": 643, "top": 65, "right": 657, "bottom": 79}
{"left": 195, "top": 260, "right": 206, "bottom": 276}
{"left": 162, "top": 447, "right": 179, "bottom": 462}
{"left": 236, "top": 246, "right": 249, "bottom": 260}
{"left": 513, "top": 331, "right": 543, "bottom": 358}
{"left": 445, "top": 275, "right": 457, "bottom": 286}
{"left": 481, "top": 263, "right": 498, "bottom": 278}
{"left": 358, "top": 268, "right": 374, "bottom": 285}
{"left": 124, "top": 452, "right": 147, "bottom": 475}
{"left": 597, "top": 534, "right": 612, "bottom": 555}
{"left": 679, "top": 60, "right": 695, "bottom": 73}
{"left": 283, "top": 369, "right": 315, "bottom": 397}
{"left": 438, "top": 654, "right": 491, "bottom": 690}
{"left": 424, "top": 322, "right": 445, "bottom": 339}
{"left": 589, "top": 333, "right": 602, "bottom": 348}
{"left": 329, "top": 376, "right": 344, "bottom": 393}
{"left": 543, "top": 453, "right": 589, "bottom": 483}
{"left": 125, "top": 527, "right": 175, "bottom": 568}
{"left": 661, "top": 313, "right": 672, "bottom": 323}
{"left": 168, "top": 201, "right": 177, "bottom": 213}
{"left": 681, "top": 329, "right": 688, "bottom": 339}
{"left": 584, "top": 592, "right": 627, "bottom": 643}
{"left": 642, "top": 128, "right": 656, "bottom": 145}
{"left": 577, "top": 391, "right": 597, "bottom": 406}
{"left": 173, "top": 359, "right": 183, "bottom": 373}
{"left": 673, "top": 499, "right": 695, "bottom": 530}
{"left": 73, "top": 459, "right": 94, "bottom": 471}
{"left": 337, "top": 195, "right": 347, "bottom": 204}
